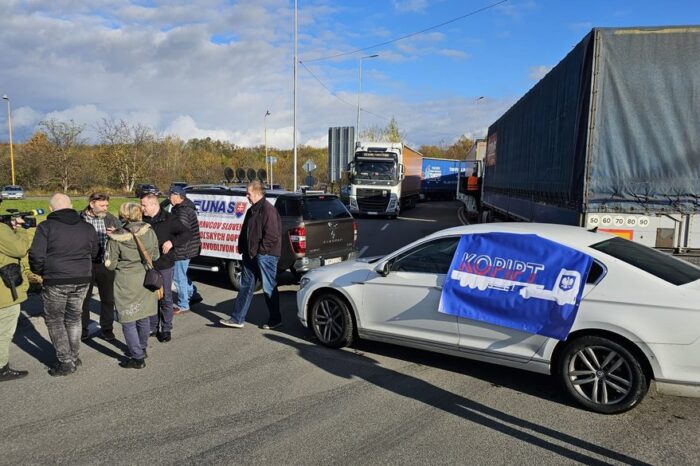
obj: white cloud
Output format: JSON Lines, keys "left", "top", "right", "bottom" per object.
{"left": 393, "top": 0, "right": 429, "bottom": 13}
{"left": 0, "top": 1, "right": 509, "bottom": 150}
{"left": 437, "top": 48, "right": 469, "bottom": 59}
{"left": 529, "top": 65, "right": 553, "bottom": 81}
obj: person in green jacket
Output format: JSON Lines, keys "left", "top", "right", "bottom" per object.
{"left": 104, "top": 203, "right": 160, "bottom": 369}
{"left": 0, "top": 213, "right": 31, "bottom": 382}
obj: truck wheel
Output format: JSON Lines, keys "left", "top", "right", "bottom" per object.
{"left": 557, "top": 336, "right": 648, "bottom": 414}
{"left": 227, "top": 260, "right": 242, "bottom": 291}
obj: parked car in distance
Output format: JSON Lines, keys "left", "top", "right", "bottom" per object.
{"left": 1, "top": 185, "right": 25, "bottom": 200}
{"left": 169, "top": 181, "right": 188, "bottom": 192}
{"left": 134, "top": 183, "right": 161, "bottom": 198}
{"left": 297, "top": 222, "right": 700, "bottom": 414}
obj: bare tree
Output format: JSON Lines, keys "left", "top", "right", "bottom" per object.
{"left": 39, "top": 119, "right": 86, "bottom": 192}
{"left": 95, "top": 118, "right": 157, "bottom": 192}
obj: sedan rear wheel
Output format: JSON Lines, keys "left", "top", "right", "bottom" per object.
{"left": 310, "top": 292, "right": 354, "bottom": 348}
{"left": 558, "top": 336, "right": 648, "bottom": 414}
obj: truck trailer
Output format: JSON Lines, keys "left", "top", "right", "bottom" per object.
{"left": 348, "top": 142, "right": 423, "bottom": 218}
{"left": 481, "top": 26, "right": 700, "bottom": 253}
{"left": 420, "top": 157, "right": 465, "bottom": 200}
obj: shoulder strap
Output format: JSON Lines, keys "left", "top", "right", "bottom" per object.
{"left": 131, "top": 231, "right": 154, "bottom": 269}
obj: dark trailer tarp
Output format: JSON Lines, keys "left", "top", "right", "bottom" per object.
{"left": 483, "top": 26, "right": 700, "bottom": 224}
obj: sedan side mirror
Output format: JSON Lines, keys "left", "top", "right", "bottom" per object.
{"left": 378, "top": 261, "right": 391, "bottom": 277}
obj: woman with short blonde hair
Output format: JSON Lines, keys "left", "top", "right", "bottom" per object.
{"left": 118, "top": 203, "right": 143, "bottom": 223}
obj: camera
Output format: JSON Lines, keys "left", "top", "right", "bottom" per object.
{"left": 0, "top": 206, "right": 43, "bottom": 228}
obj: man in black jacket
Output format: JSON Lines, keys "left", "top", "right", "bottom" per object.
{"left": 29, "top": 194, "right": 99, "bottom": 376}
{"left": 220, "top": 181, "right": 282, "bottom": 329}
{"left": 141, "top": 193, "right": 192, "bottom": 342}
{"left": 169, "top": 186, "right": 201, "bottom": 314}
{"left": 80, "top": 192, "right": 121, "bottom": 341}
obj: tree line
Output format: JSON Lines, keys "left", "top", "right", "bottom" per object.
{"left": 0, "top": 117, "right": 474, "bottom": 194}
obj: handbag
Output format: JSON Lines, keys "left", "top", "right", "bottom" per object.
{"left": 131, "top": 232, "right": 165, "bottom": 300}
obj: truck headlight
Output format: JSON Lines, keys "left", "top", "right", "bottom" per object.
{"left": 299, "top": 277, "right": 311, "bottom": 290}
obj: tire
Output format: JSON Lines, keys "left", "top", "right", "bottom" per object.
{"left": 310, "top": 292, "right": 354, "bottom": 348}
{"left": 227, "top": 260, "right": 242, "bottom": 291}
{"left": 289, "top": 268, "right": 304, "bottom": 283}
{"left": 557, "top": 336, "right": 648, "bottom": 414}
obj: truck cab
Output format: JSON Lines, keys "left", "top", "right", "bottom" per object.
{"left": 347, "top": 142, "right": 422, "bottom": 218}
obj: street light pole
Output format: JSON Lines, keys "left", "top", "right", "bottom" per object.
{"left": 293, "top": 0, "right": 298, "bottom": 191}
{"left": 264, "top": 110, "right": 270, "bottom": 187}
{"left": 356, "top": 54, "right": 379, "bottom": 145}
{"left": 2, "top": 95, "right": 15, "bottom": 185}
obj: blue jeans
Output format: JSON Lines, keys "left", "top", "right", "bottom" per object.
{"left": 229, "top": 254, "right": 281, "bottom": 325}
{"left": 173, "top": 259, "right": 197, "bottom": 310}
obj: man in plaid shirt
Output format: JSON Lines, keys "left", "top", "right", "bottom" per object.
{"left": 80, "top": 193, "right": 122, "bottom": 341}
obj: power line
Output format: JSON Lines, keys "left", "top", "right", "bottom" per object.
{"left": 301, "top": 0, "right": 508, "bottom": 63}
{"left": 300, "top": 61, "right": 462, "bottom": 143}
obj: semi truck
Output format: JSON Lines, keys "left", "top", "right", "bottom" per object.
{"left": 348, "top": 142, "right": 423, "bottom": 218}
{"left": 480, "top": 26, "right": 700, "bottom": 254}
{"left": 420, "top": 157, "right": 465, "bottom": 200}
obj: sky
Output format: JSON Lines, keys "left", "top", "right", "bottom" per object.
{"left": 0, "top": 0, "right": 697, "bottom": 149}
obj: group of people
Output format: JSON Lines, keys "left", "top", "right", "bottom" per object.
{"left": 0, "top": 181, "right": 283, "bottom": 381}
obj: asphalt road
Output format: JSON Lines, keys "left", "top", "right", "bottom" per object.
{"left": 2, "top": 201, "right": 699, "bottom": 465}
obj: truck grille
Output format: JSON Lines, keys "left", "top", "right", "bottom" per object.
{"left": 357, "top": 188, "right": 389, "bottom": 211}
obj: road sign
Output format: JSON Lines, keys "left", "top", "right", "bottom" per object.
{"left": 303, "top": 159, "right": 317, "bottom": 173}
{"left": 266, "top": 156, "right": 277, "bottom": 164}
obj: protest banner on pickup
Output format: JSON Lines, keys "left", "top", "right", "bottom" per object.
{"left": 188, "top": 194, "right": 276, "bottom": 260}
{"left": 438, "top": 232, "right": 593, "bottom": 340}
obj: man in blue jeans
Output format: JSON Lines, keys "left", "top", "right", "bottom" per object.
{"left": 220, "top": 181, "right": 282, "bottom": 329}
{"left": 169, "top": 186, "right": 202, "bottom": 314}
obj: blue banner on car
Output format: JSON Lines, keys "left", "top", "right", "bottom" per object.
{"left": 438, "top": 233, "right": 593, "bottom": 340}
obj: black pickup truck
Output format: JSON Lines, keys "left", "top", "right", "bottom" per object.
{"left": 166, "top": 185, "right": 358, "bottom": 290}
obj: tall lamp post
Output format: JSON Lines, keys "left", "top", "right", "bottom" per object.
{"left": 264, "top": 109, "right": 271, "bottom": 187}
{"left": 2, "top": 95, "right": 15, "bottom": 185}
{"left": 356, "top": 54, "right": 379, "bottom": 145}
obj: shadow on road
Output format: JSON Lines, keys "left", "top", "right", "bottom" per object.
{"left": 12, "top": 314, "right": 54, "bottom": 366}
{"left": 265, "top": 334, "right": 651, "bottom": 466}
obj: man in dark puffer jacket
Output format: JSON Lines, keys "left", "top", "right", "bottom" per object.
{"left": 169, "top": 186, "right": 201, "bottom": 314}
{"left": 29, "top": 194, "right": 98, "bottom": 377}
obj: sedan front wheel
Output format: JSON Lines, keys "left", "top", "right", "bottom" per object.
{"left": 558, "top": 336, "right": 648, "bottom": 414}
{"left": 310, "top": 292, "right": 354, "bottom": 348}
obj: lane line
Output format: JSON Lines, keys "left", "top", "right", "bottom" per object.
{"left": 396, "top": 217, "right": 437, "bottom": 223}
{"left": 380, "top": 223, "right": 389, "bottom": 231}
{"left": 359, "top": 246, "right": 369, "bottom": 257}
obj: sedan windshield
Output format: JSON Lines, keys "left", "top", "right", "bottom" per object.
{"left": 591, "top": 237, "right": 700, "bottom": 285}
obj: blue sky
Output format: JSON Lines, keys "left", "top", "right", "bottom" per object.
{"left": 0, "top": 0, "right": 697, "bottom": 148}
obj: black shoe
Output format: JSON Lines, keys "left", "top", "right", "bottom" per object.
{"left": 262, "top": 320, "right": 282, "bottom": 330}
{"left": 150, "top": 331, "right": 157, "bottom": 338}
{"left": 0, "top": 364, "right": 28, "bottom": 382}
{"left": 102, "top": 330, "right": 116, "bottom": 342}
{"left": 158, "top": 331, "right": 172, "bottom": 342}
{"left": 189, "top": 293, "right": 203, "bottom": 305}
{"left": 81, "top": 332, "right": 91, "bottom": 341}
{"left": 48, "top": 361, "right": 76, "bottom": 377}
{"left": 120, "top": 358, "right": 146, "bottom": 369}
{"left": 74, "top": 358, "right": 82, "bottom": 368}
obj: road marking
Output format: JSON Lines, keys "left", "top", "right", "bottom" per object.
{"left": 396, "top": 217, "right": 437, "bottom": 223}
{"left": 380, "top": 223, "right": 389, "bottom": 231}
{"left": 359, "top": 246, "right": 369, "bottom": 257}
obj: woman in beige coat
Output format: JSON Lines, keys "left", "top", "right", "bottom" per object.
{"left": 105, "top": 203, "right": 160, "bottom": 369}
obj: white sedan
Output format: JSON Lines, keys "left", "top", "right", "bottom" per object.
{"left": 297, "top": 223, "right": 700, "bottom": 414}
